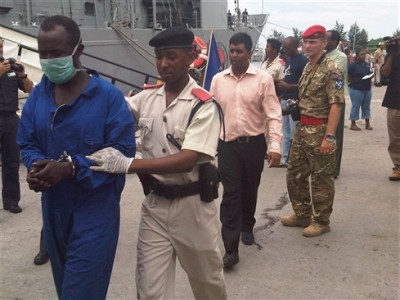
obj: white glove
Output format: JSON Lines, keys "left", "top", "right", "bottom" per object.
{"left": 86, "top": 147, "right": 133, "bottom": 174}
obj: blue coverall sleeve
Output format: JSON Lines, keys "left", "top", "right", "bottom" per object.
{"left": 18, "top": 79, "right": 136, "bottom": 190}
{"left": 17, "top": 88, "right": 48, "bottom": 170}
{"left": 72, "top": 87, "right": 136, "bottom": 190}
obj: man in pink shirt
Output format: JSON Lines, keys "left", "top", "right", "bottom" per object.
{"left": 210, "top": 32, "right": 282, "bottom": 268}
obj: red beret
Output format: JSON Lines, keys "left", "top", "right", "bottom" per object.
{"left": 302, "top": 25, "right": 326, "bottom": 39}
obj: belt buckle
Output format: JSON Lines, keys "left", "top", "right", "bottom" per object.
{"left": 237, "top": 136, "right": 250, "bottom": 143}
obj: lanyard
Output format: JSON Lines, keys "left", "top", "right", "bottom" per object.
{"left": 300, "top": 54, "right": 325, "bottom": 99}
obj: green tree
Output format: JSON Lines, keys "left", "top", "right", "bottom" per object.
{"left": 358, "top": 29, "right": 369, "bottom": 48}
{"left": 348, "top": 22, "right": 368, "bottom": 50}
{"left": 348, "top": 23, "right": 359, "bottom": 50}
{"left": 269, "top": 29, "right": 285, "bottom": 40}
{"left": 393, "top": 28, "right": 400, "bottom": 37}
{"left": 292, "top": 27, "right": 302, "bottom": 45}
{"left": 332, "top": 21, "right": 347, "bottom": 41}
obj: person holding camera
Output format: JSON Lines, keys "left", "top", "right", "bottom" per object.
{"left": 381, "top": 37, "right": 400, "bottom": 181}
{"left": 281, "top": 25, "right": 344, "bottom": 237}
{"left": 86, "top": 27, "right": 227, "bottom": 299}
{"left": 0, "top": 37, "right": 33, "bottom": 213}
{"left": 275, "top": 36, "right": 309, "bottom": 167}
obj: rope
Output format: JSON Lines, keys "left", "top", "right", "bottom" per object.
{"left": 111, "top": 26, "right": 156, "bottom": 67}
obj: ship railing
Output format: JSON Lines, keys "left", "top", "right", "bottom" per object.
{"left": 81, "top": 52, "right": 159, "bottom": 90}
{"left": 11, "top": 42, "right": 159, "bottom": 92}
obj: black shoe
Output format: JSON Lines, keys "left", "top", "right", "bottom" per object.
{"left": 4, "top": 205, "right": 22, "bottom": 214}
{"left": 241, "top": 231, "right": 254, "bottom": 245}
{"left": 34, "top": 251, "right": 50, "bottom": 265}
{"left": 223, "top": 252, "right": 239, "bottom": 268}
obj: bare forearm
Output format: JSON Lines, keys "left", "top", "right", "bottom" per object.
{"left": 326, "top": 103, "right": 342, "bottom": 135}
{"left": 128, "top": 149, "right": 201, "bottom": 174}
{"left": 22, "top": 77, "right": 34, "bottom": 93}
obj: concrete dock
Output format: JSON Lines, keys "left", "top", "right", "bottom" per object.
{"left": 1, "top": 85, "right": 399, "bottom": 299}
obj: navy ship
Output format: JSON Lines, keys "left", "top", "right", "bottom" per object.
{"left": 0, "top": 0, "right": 267, "bottom": 93}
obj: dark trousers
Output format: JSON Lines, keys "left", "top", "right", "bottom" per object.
{"left": 218, "top": 135, "right": 266, "bottom": 253}
{"left": 335, "top": 101, "right": 345, "bottom": 177}
{"left": 43, "top": 192, "right": 120, "bottom": 300}
{"left": 0, "top": 112, "right": 20, "bottom": 207}
{"left": 39, "top": 228, "right": 47, "bottom": 253}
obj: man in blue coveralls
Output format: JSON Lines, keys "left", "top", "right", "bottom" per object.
{"left": 17, "top": 15, "right": 135, "bottom": 299}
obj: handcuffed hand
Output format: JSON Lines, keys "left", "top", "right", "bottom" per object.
{"left": 86, "top": 147, "right": 133, "bottom": 174}
{"left": 28, "top": 159, "right": 71, "bottom": 191}
{"left": 27, "top": 162, "right": 51, "bottom": 192}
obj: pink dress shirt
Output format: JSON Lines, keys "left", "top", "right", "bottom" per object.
{"left": 210, "top": 63, "right": 282, "bottom": 154}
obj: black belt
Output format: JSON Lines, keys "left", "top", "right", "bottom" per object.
{"left": 0, "top": 111, "right": 17, "bottom": 115}
{"left": 233, "top": 134, "right": 263, "bottom": 144}
{"left": 148, "top": 176, "right": 200, "bottom": 200}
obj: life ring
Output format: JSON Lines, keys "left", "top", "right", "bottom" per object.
{"left": 191, "top": 36, "right": 208, "bottom": 69}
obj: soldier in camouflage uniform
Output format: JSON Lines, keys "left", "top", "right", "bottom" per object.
{"left": 281, "top": 25, "right": 345, "bottom": 237}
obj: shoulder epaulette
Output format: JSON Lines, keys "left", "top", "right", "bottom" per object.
{"left": 191, "top": 88, "right": 212, "bottom": 102}
{"left": 142, "top": 83, "right": 164, "bottom": 89}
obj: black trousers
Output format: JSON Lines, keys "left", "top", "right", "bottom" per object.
{"left": 218, "top": 134, "right": 266, "bottom": 253}
{"left": 0, "top": 112, "right": 20, "bottom": 207}
{"left": 335, "top": 101, "right": 345, "bottom": 177}
{"left": 39, "top": 228, "right": 47, "bottom": 253}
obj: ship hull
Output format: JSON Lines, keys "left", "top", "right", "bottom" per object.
{"left": 0, "top": 0, "right": 266, "bottom": 93}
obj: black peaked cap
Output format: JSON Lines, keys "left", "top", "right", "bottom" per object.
{"left": 149, "top": 27, "right": 194, "bottom": 50}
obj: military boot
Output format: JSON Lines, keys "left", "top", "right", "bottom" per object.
{"left": 280, "top": 215, "right": 311, "bottom": 227}
{"left": 303, "top": 221, "right": 331, "bottom": 237}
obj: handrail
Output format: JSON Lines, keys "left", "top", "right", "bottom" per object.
{"left": 81, "top": 52, "right": 159, "bottom": 81}
{"left": 11, "top": 42, "right": 159, "bottom": 91}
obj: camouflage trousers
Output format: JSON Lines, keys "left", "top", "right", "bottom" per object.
{"left": 286, "top": 124, "right": 336, "bottom": 225}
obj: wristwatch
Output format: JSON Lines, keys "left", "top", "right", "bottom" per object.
{"left": 325, "top": 133, "right": 336, "bottom": 142}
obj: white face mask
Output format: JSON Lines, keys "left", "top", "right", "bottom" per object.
{"left": 40, "top": 39, "right": 80, "bottom": 84}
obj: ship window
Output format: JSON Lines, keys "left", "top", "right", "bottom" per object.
{"left": 0, "top": 6, "right": 13, "bottom": 14}
{"left": 84, "top": 2, "right": 95, "bottom": 16}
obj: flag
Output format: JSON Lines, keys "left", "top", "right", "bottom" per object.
{"left": 203, "top": 31, "right": 221, "bottom": 91}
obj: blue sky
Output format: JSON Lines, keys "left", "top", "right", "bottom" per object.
{"left": 228, "top": 0, "right": 399, "bottom": 45}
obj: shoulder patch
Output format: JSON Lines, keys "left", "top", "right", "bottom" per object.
{"left": 333, "top": 74, "right": 344, "bottom": 90}
{"left": 143, "top": 82, "right": 164, "bottom": 89}
{"left": 191, "top": 88, "right": 212, "bottom": 102}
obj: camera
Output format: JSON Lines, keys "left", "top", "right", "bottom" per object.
{"left": 281, "top": 99, "right": 300, "bottom": 121}
{"left": 384, "top": 36, "right": 400, "bottom": 54}
{"left": 0, "top": 56, "right": 24, "bottom": 73}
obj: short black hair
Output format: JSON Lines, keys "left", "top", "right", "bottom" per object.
{"left": 327, "top": 30, "right": 341, "bottom": 44}
{"left": 149, "top": 27, "right": 194, "bottom": 49}
{"left": 40, "top": 15, "right": 81, "bottom": 46}
{"left": 229, "top": 32, "right": 252, "bottom": 51}
{"left": 355, "top": 48, "right": 366, "bottom": 57}
{"left": 284, "top": 36, "right": 299, "bottom": 48}
{"left": 267, "top": 38, "right": 281, "bottom": 51}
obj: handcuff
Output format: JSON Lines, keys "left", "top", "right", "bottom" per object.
{"left": 57, "top": 151, "right": 75, "bottom": 177}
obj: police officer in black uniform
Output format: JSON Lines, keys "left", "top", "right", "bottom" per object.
{"left": 0, "top": 38, "right": 33, "bottom": 213}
